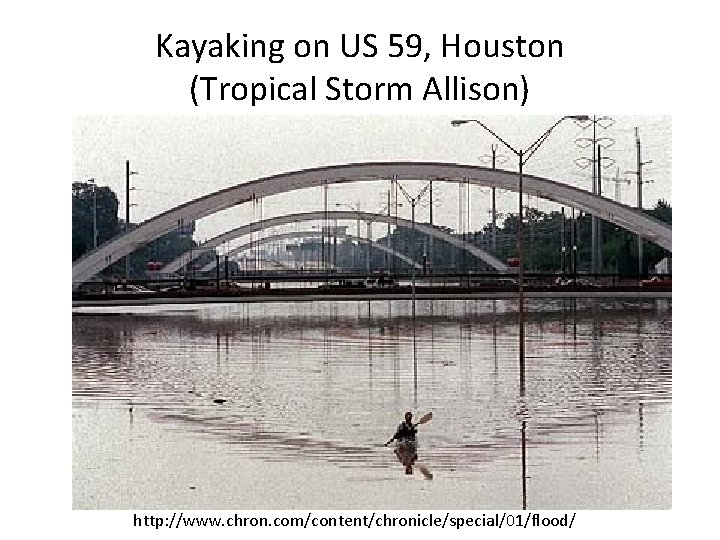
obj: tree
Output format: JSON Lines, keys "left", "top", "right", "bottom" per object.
{"left": 72, "top": 182, "right": 120, "bottom": 261}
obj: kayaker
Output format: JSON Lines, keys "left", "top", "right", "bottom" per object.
{"left": 385, "top": 411, "right": 418, "bottom": 446}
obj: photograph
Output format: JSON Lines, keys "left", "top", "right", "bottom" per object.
{"left": 71, "top": 115, "right": 671, "bottom": 510}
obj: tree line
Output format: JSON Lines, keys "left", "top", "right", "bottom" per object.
{"left": 72, "top": 182, "right": 217, "bottom": 279}
{"left": 333, "top": 200, "right": 671, "bottom": 276}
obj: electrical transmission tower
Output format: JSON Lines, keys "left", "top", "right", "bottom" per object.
{"left": 574, "top": 116, "right": 615, "bottom": 274}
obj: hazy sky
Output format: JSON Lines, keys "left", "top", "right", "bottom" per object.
{"left": 72, "top": 115, "right": 671, "bottom": 244}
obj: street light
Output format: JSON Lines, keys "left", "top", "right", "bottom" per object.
{"left": 451, "top": 116, "right": 588, "bottom": 396}
{"left": 395, "top": 180, "right": 431, "bottom": 407}
{"left": 396, "top": 182, "right": 431, "bottom": 285}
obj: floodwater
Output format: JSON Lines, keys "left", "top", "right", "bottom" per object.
{"left": 72, "top": 299, "right": 671, "bottom": 509}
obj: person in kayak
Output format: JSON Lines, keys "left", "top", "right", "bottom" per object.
{"left": 385, "top": 411, "right": 418, "bottom": 445}
{"left": 385, "top": 412, "right": 419, "bottom": 474}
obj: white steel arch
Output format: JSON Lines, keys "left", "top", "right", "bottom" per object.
{"left": 73, "top": 162, "right": 672, "bottom": 285}
{"left": 163, "top": 210, "right": 507, "bottom": 274}
{"left": 199, "top": 230, "right": 423, "bottom": 272}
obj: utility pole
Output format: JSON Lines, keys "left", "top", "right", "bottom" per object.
{"left": 366, "top": 221, "right": 371, "bottom": 274}
{"left": 525, "top": 193, "right": 535, "bottom": 272}
{"left": 571, "top": 208, "right": 577, "bottom": 279}
{"left": 491, "top": 146, "right": 497, "bottom": 253}
{"left": 591, "top": 123, "right": 597, "bottom": 275}
{"left": 333, "top": 218, "right": 337, "bottom": 271}
{"left": 386, "top": 189, "right": 391, "bottom": 273}
{"left": 466, "top": 178, "right": 471, "bottom": 285}
{"left": 124, "top": 160, "right": 138, "bottom": 282}
{"left": 459, "top": 180, "right": 467, "bottom": 278}
{"left": 608, "top": 167, "right": 631, "bottom": 203}
{"left": 626, "top": 127, "right": 653, "bottom": 278}
{"left": 125, "top": 160, "right": 131, "bottom": 231}
{"left": 125, "top": 161, "right": 130, "bottom": 281}
{"left": 356, "top": 201, "right": 361, "bottom": 272}
{"left": 323, "top": 181, "right": 328, "bottom": 276}
{"left": 88, "top": 177, "right": 98, "bottom": 249}
{"left": 597, "top": 144, "right": 603, "bottom": 274}
{"left": 391, "top": 176, "right": 398, "bottom": 275}
{"left": 429, "top": 179, "right": 433, "bottom": 274}
{"left": 561, "top": 207, "right": 566, "bottom": 275}
{"left": 216, "top": 254, "right": 221, "bottom": 289}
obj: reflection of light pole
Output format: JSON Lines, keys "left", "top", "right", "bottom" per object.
{"left": 521, "top": 419, "right": 528, "bottom": 510}
{"left": 452, "top": 116, "right": 588, "bottom": 396}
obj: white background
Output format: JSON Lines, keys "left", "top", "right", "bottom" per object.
{"left": 3, "top": 0, "right": 713, "bottom": 537}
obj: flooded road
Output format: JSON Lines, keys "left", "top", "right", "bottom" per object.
{"left": 72, "top": 299, "right": 671, "bottom": 509}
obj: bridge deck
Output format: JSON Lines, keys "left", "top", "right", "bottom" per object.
{"left": 72, "top": 285, "right": 671, "bottom": 307}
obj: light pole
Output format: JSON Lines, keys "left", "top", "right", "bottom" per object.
{"left": 396, "top": 180, "right": 431, "bottom": 407}
{"left": 452, "top": 116, "right": 588, "bottom": 395}
{"left": 396, "top": 181, "right": 432, "bottom": 292}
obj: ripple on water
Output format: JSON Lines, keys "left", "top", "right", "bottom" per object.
{"left": 73, "top": 299, "right": 671, "bottom": 505}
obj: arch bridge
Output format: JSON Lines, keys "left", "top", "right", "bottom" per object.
{"left": 73, "top": 162, "right": 672, "bottom": 285}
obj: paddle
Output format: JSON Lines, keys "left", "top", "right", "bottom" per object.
{"left": 414, "top": 411, "right": 433, "bottom": 426}
{"left": 384, "top": 411, "right": 432, "bottom": 446}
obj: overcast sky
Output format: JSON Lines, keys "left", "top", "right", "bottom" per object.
{"left": 72, "top": 115, "right": 671, "bottom": 244}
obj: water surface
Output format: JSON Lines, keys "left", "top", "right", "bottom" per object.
{"left": 72, "top": 299, "right": 671, "bottom": 509}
